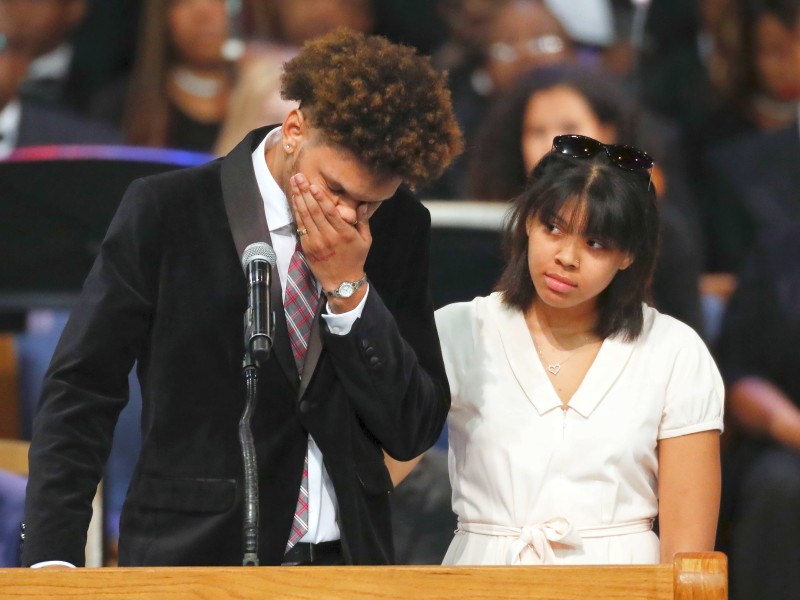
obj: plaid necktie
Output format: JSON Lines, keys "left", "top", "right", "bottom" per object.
{"left": 284, "top": 243, "right": 317, "bottom": 549}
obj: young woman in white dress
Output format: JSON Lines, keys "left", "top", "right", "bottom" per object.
{"left": 431, "top": 135, "right": 723, "bottom": 566}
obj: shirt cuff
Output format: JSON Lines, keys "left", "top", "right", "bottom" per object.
{"left": 31, "top": 560, "right": 76, "bottom": 568}
{"left": 321, "top": 285, "right": 369, "bottom": 335}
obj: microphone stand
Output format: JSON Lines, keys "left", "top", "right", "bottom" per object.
{"left": 238, "top": 244, "right": 275, "bottom": 566}
{"left": 239, "top": 351, "right": 260, "bottom": 566}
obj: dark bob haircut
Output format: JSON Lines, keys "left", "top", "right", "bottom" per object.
{"left": 497, "top": 150, "right": 659, "bottom": 341}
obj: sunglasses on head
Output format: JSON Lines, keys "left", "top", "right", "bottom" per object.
{"left": 552, "top": 134, "right": 654, "bottom": 182}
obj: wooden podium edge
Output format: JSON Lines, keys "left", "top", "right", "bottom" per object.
{"left": 0, "top": 552, "right": 727, "bottom": 599}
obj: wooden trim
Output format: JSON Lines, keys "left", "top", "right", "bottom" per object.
{"left": 0, "top": 333, "right": 20, "bottom": 439}
{"left": 0, "top": 552, "right": 727, "bottom": 599}
{"left": 0, "top": 438, "right": 28, "bottom": 474}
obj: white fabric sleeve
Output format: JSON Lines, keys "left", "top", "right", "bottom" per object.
{"left": 434, "top": 301, "right": 474, "bottom": 405}
{"left": 321, "top": 285, "right": 369, "bottom": 335}
{"left": 31, "top": 561, "right": 76, "bottom": 568}
{"left": 658, "top": 324, "right": 725, "bottom": 440}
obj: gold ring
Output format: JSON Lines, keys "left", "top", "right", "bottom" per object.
{"left": 297, "top": 227, "right": 308, "bottom": 236}
{"left": 351, "top": 220, "right": 359, "bottom": 226}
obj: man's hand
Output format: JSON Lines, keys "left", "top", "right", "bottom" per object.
{"left": 290, "top": 173, "right": 371, "bottom": 312}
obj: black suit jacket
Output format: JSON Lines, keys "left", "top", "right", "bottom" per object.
{"left": 22, "top": 128, "right": 450, "bottom": 567}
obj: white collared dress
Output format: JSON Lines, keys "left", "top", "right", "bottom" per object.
{"left": 435, "top": 292, "right": 724, "bottom": 565}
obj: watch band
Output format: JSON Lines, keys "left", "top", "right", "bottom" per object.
{"left": 323, "top": 274, "right": 368, "bottom": 298}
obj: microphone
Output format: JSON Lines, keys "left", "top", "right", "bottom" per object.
{"left": 241, "top": 242, "right": 277, "bottom": 365}
{"left": 238, "top": 243, "right": 274, "bottom": 565}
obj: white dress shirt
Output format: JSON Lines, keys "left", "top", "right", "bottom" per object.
{"left": 252, "top": 127, "right": 369, "bottom": 543}
{"left": 25, "top": 44, "right": 72, "bottom": 83}
{"left": 0, "top": 99, "right": 21, "bottom": 159}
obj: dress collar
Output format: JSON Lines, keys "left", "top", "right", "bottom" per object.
{"left": 491, "top": 292, "right": 638, "bottom": 418}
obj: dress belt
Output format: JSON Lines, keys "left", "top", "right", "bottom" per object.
{"left": 457, "top": 517, "right": 654, "bottom": 565}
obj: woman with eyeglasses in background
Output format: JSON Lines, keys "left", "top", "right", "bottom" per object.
{"left": 432, "top": 135, "right": 724, "bottom": 565}
{"left": 425, "top": 0, "right": 574, "bottom": 199}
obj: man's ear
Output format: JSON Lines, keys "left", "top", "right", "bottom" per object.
{"left": 281, "top": 108, "right": 307, "bottom": 150}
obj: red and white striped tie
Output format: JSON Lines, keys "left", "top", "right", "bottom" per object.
{"left": 284, "top": 243, "right": 317, "bottom": 549}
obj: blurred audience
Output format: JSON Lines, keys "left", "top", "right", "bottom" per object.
{"left": 428, "top": 0, "right": 575, "bottom": 198}
{"left": 370, "top": 0, "right": 447, "bottom": 55}
{"left": 467, "top": 64, "right": 706, "bottom": 336}
{"left": 91, "top": 0, "right": 234, "bottom": 152}
{"left": 0, "top": 0, "right": 88, "bottom": 110}
{"left": 257, "top": 0, "right": 374, "bottom": 46}
{"left": 91, "top": 0, "right": 380, "bottom": 154}
{"left": 0, "top": 469, "right": 25, "bottom": 567}
{"left": 432, "top": 0, "right": 506, "bottom": 75}
{"left": 692, "top": 0, "right": 800, "bottom": 272}
{"left": 0, "top": 38, "right": 119, "bottom": 159}
{"left": 215, "top": 0, "right": 376, "bottom": 155}
{"left": 212, "top": 43, "right": 298, "bottom": 156}
{"left": 715, "top": 223, "right": 800, "bottom": 599}
{"left": 710, "top": 0, "right": 800, "bottom": 135}
{"left": 630, "top": 0, "right": 718, "bottom": 133}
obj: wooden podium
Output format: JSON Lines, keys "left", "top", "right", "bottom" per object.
{"left": 0, "top": 552, "right": 726, "bottom": 599}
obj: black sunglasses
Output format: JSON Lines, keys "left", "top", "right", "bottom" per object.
{"left": 552, "top": 134, "right": 654, "bottom": 175}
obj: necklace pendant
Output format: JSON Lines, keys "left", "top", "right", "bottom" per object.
{"left": 548, "top": 363, "right": 561, "bottom": 375}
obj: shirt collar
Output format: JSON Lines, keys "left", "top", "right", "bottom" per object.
{"left": 27, "top": 44, "right": 73, "bottom": 81}
{"left": 251, "top": 126, "right": 294, "bottom": 233}
{"left": 0, "top": 100, "right": 22, "bottom": 159}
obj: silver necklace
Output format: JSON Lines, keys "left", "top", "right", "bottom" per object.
{"left": 172, "top": 67, "right": 224, "bottom": 99}
{"left": 534, "top": 336, "right": 589, "bottom": 375}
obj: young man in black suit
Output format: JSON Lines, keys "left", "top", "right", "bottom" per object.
{"left": 22, "top": 29, "right": 462, "bottom": 568}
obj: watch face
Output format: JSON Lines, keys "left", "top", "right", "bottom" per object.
{"left": 338, "top": 282, "right": 355, "bottom": 298}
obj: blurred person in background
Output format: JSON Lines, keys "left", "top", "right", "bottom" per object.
{"left": 256, "top": 0, "right": 374, "bottom": 47}
{"left": 710, "top": 0, "right": 800, "bottom": 134}
{"left": 427, "top": 0, "right": 575, "bottom": 199}
{"left": 714, "top": 223, "right": 800, "bottom": 599}
{"left": 0, "top": 469, "right": 25, "bottom": 566}
{"left": 467, "top": 64, "right": 706, "bottom": 337}
{"left": 432, "top": 0, "right": 509, "bottom": 76}
{"left": 0, "top": 0, "right": 87, "bottom": 110}
{"left": 0, "top": 35, "right": 119, "bottom": 159}
{"left": 91, "top": 0, "right": 234, "bottom": 152}
{"left": 214, "top": 0, "right": 376, "bottom": 155}
{"left": 690, "top": 0, "right": 800, "bottom": 273}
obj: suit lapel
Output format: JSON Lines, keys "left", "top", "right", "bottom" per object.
{"left": 221, "top": 128, "right": 299, "bottom": 388}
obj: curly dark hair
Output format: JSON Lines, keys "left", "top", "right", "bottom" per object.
{"left": 497, "top": 151, "right": 659, "bottom": 341}
{"left": 281, "top": 28, "right": 463, "bottom": 188}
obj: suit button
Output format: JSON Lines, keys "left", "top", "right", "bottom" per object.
{"left": 365, "top": 346, "right": 376, "bottom": 357}
{"left": 369, "top": 356, "right": 380, "bottom": 367}
{"left": 299, "top": 400, "right": 312, "bottom": 414}
{"left": 361, "top": 339, "right": 371, "bottom": 350}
